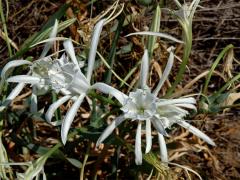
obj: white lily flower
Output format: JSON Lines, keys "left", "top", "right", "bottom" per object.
{"left": 7, "top": 18, "right": 120, "bottom": 145}
{"left": 0, "top": 20, "right": 59, "bottom": 112}
{"left": 173, "top": 0, "right": 200, "bottom": 27}
{"left": 97, "top": 48, "right": 215, "bottom": 165}
{"left": 42, "top": 19, "right": 111, "bottom": 145}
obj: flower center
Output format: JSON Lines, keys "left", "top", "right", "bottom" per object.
{"left": 121, "top": 89, "right": 157, "bottom": 121}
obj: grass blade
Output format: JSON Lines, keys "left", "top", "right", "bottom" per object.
{"left": 203, "top": 44, "right": 234, "bottom": 95}
{"left": 105, "top": 15, "right": 124, "bottom": 84}
{"left": 147, "top": 4, "right": 161, "bottom": 58}
{"left": 9, "top": 4, "right": 71, "bottom": 60}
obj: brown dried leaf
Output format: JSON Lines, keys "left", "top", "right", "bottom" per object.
{"left": 221, "top": 93, "right": 240, "bottom": 106}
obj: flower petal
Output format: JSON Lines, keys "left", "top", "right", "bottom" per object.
{"left": 91, "top": 82, "right": 128, "bottom": 105}
{"left": 61, "top": 94, "right": 85, "bottom": 145}
{"left": 151, "top": 117, "right": 168, "bottom": 136}
{"left": 68, "top": 71, "right": 90, "bottom": 94}
{"left": 45, "top": 95, "right": 71, "bottom": 126}
{"left": 158, "top": 133, "right": 168, "bottom": 163}
{"left": 177, "top": 121, "right": 216, "bottom": 146}
{"left": 96, "top": 115, "right": 125, "bottom": 147}
{"left": 157, "top": 97, "right": 196, "bottom": 106}
{"left": 0, "top": 83, "right": 25, "bottom": 111}
{"left": 145, "top": 119, "right": 152, "bottom": 153}
{"left": 189, "top": 0, "right": 200, "bottom": 22}
{"left": 135, "top": 121, "right": 142, "bottom": 165}
{"left": 7, "top": 75, "right": 44, "bottom": 84}
{"left": 40, "top": 20, "right": 58, "bottom": 58}
{"left": 175, "top": 103, "right": 197, "bottom": 110}
{"left": 140, "top": 49, "right": 149, "bottom": 89}
{"left": 0, "top": 60, "right": 32, "bottom": 93}
{"left": 1, "top": 60, "right": 32, "bottom": 79}
{"left": 126, "top": 31, "right": 183, "bottom": 44}
{"left": 63, "top": 39, "right": 80, "bottom": 70}
{"left": 86, "top": 19, "right": 105, "bottom": 82}
{"left": 153, "top": 48, "right": 174, "bottom": 96}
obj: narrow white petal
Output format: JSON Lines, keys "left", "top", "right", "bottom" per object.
{"left": 91, "top": 82, "right": 128, "bottom": 105}
{"left": 145, "top": 119, "right": 152, "bottom": 153}
{"left": 96, "top": 116, "right": 126, "bottom": 147}
{"left": 158, "top": 133, "right": 168, "bottom": 163}
{"left": 151, "top": 117, "right": 168, "bottom": 136}
{"left": 63, "top": 39, "right": 80, "bottom": 70}
{"left": 140, "top": 49, "right": 149, "bottom": 89}
{"left": 153, "top": 49, "right": 174, "bottom": 96}
{"left": 7, "top": 75, "right": 43, "bottom": 84}
{"left": 40, "top": 20, "right": 58, "bottom": 58}
{"left": 157, "top": 97, "right": 196, "bottom": 106}
{"left": 173, "top": 0, "right": 182, "bottom": 8}
{"left": 126, "top": 31, "right": 183, "bottom": 44}
{"left": 1, "top": 60, "right": 32, "bottom": 79}
{"left": 177, "top": 121, "right": 216, "bottom": 146}
{"left": 60, "top": 88, "right": 72, "bottom": 96}
{"left": 0, "top": 83, "right": 25, "bottom": 111}
{"left": 189, "top": 0, "right": 200, "bottom": 21}
{"left": 135, "top": 121, "right": 142, "bottom": 165}
{"left": 30, "top": 86, "right": 38, "bottom": 113}
{"left": 45, "top": 95, "right": 71, "bottom": 126}
{"left": 86, "top": 19, "right": 105, "bottom": 82}
{"left": 0, "top": 60, "right": 32, "bottom": 93}
{"left": 175, "top": 103, "right": 197, "bottom": 110}
{"left": 61, "top": 94, "right": 85, "bottom": 145}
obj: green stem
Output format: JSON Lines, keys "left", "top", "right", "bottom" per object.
{"left": 80, "top": 143, "right": 90, "bottom": 180}
{"left": 165, "top": 26, "right": 192, "bottom": 97}
{"left": 52, "top": 91, "right": 61, "bottom": 122}
{"left": 87, "top": 90, "right": 120, "bottom": 106}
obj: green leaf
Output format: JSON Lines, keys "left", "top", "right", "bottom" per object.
{"left": 66, "top": 158, "right": 83, "bottom": 168}
{"left": 9, "top": 4, "right": 73, "bottom": 60}
{"left": 143, "top": 153, "right": 169, "bottom": 177}
{"left": 203, "top": 44, "right": 234, "bottom": 95}
{"left": 26, "top": 143, "right": 65, "bottom": 159}
{"left": 24, "top": 143, "right": 61, "bottom": 180}
{"left": 105, "top": 15, "right": 125, "bottom": 84}
{"left": 147, "top": 4, "right": 161, "bottom": 58}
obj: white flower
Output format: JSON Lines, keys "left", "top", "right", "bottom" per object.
{"left": 173, "top": 0, "right": 200, "bottom": 27}
{"left": 48, "top": 54, "right": 89, "bottom": 94}
{"left": 8, "top": 18, "right": 123, "bottom": 145}
{"left": 121, "top": 89, "right": 157, "bottom": 121}
{"left": 0, "top": 20, "right": 59, "bottom": 112}
{"left": 43, "top": 19, "right": 109, "bottom": 144}
{"left": 96, "top": 48, "right": 215, "bottom": 165}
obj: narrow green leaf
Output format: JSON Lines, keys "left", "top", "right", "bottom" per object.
{"left": 203, "top": 44, "right": 234, "bottom": 95}
{"left": 147, "top": 4, "right": 161, "bottom": 58}
{"left": 9, "top": 4, "right": 72, "bottom": 60}
{"left": 24, "top": 143, "right": 61, "bottom": 180}
{"left": 105, "top": 15, "right": 125, "bottom": 84}
{"left": 66, "top": 158, "right": 82, "bottom": 168}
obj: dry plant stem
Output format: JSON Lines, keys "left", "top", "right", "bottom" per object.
{"left": 0, "top": 0, "right": 12, "bottom": 56}
{"left": 0, "top": 29, "right": 19, "bottom": 50}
